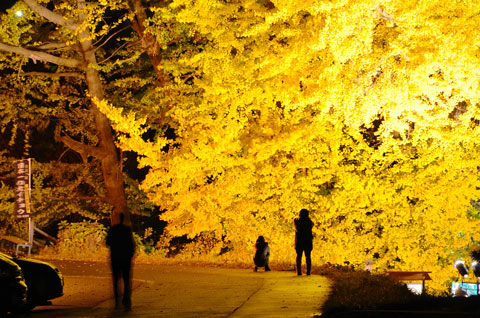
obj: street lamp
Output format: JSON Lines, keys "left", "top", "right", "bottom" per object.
{"left": 471, "top": 261, "right": 480, "bottom": 278}
{"left": 471, "top": 261, "right": 480, "bottom": 295}
{"left": 455, "top": 260, "right": 468, "bottom": 281}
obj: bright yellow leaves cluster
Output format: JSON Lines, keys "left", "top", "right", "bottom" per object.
{"left": 101, "top": 0, "right": 480, "bottom": 293}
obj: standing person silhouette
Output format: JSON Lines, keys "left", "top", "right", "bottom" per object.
{"left": 106, "top": 213, "right": 136, "bottom": 310}
{"left": 294, "top": 209, "right": 313, "bottom": 275}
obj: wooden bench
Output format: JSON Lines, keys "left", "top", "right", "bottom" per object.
{"left": 387, "top": 271, "right": 432, "bottom": 295}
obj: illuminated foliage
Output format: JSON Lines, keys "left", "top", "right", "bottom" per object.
{"left": 97, "top": 0, "right": 480, "bottom": 293}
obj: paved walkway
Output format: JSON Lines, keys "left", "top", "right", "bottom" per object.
{"left": 230, "top": 272, "right": 331, "bottom": 318}
{"left": 94, "top": 271, "right": 332, "bottom": 318}
{"left": 29, "top": 262, "right": 332, "bottom": 318}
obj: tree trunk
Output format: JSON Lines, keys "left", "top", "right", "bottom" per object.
{"left": 77, "top": 1, "right": 128, "bottom": 226}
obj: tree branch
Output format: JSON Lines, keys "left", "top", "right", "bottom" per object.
{"left": 55, "top": 128, "right": 107, "bottom": 163}
{"left": 98, "top": 41, "right": 130, "bottom": 65}
{"left": 376, "top": 6, "right": 397, "bottom": 26}
{"left": 128, "top": 0, "right": 171, "bottom": 86}
{"left": 19, "top": 71, "right": 84, "bottom": 79}
{"left": 94, "top": 25, "right": 131, "bottom": 51}
{"left": 44, "top": 195, "right": 109, "bottom": 204}
{"left": 22, "top": 0, "right": 79, "bottom": 31}
{"left": 0, "top": 42, "right": 83, "bottom": 68}
{"left": 76, "top": 196, "right": 108, "bottom": 203}
{"left": 35, "top": 42, "right": 77, "bottom": 52}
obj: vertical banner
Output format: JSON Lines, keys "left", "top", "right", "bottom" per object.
{"left": 14, "top": 159, "right": 31, "bottom": 219}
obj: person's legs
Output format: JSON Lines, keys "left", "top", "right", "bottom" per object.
{"left": 265, "top": 254, "right": 271, "bottom": 271}
{"left": 305, "top": 249, "right": 312, "bottom": 275}
{"left": 254, "top": 258, "right": 265, "bottom": 271}
{"left": 296, "top": 249, "right": 303, "bottom": 275}
{"left": 111, "top": 259, "right": 121, "bottom": 307}
{"left": 121, "top": 258, "right": 132, "bottom": 309}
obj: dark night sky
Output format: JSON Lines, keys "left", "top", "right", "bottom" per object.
{"left": 1, "top": 0, "right": 17, "bottom": 12}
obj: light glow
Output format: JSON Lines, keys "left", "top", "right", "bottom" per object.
{"left": 471, "top": 261, "right": 480, "bottom": 279}
{"left": 455, "top": 260, "right": 468, "bottom": 278}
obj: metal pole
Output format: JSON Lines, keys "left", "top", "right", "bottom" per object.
{"left": 34, "top": 226, "right": 57, "bottom": 243}
{"left": 29, "top": 218, "right": 34, "bottom": 246}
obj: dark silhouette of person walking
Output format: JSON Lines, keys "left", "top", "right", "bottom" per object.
{"left": 253, "top": 235, "right": 271, "bottom": 272}
{"left": 294, "top": 209, "right": 313, "bottom": 275}
{"left": 106, "top": 213, "right": 136, "bottom": 310}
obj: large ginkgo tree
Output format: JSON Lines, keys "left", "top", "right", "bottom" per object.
{"left": 97, "top": 0, "right": 480, "bottom": 293}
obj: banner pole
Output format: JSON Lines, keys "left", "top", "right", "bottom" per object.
{"left": 28, "top": 159, "right": 33, "bottom": 246}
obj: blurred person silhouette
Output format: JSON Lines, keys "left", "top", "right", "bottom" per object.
{"left": 294, "top": 209, "right": 313, "bottom": 275}
{"left": 253, "top": 236, "right": 271, "bottom": 272}
{"left": 106, "top": 213, "right": 136, "bottom": 310}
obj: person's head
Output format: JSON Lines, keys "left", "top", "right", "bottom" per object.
{"left": 299, "top": 208, "right": 309, "bottom": 219}
{"left": 256, "top": 236, "right": 265, "bottom": 244}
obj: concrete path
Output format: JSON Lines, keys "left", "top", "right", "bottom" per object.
{"left": 230, "top": 272, "right": 331, "bottom": 318}
{"left": 28, "top": 261, "right": 331, "bottom": 318}
{"left": 95, "top": 271, "right": 331, "bottom": 318}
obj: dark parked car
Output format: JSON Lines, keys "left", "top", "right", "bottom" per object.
{"left": 0, "top": 252, "right": 63, "bottom": 314}
{"left": 0, "top": 252, "right": 27, "bottom": 313}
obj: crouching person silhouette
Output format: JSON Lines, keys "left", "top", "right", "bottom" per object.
{"left": 253, "top": 236, "right": 271, "bottom": 272}
{"left": 106, "top": 213, "right": 136, "bottom": 310}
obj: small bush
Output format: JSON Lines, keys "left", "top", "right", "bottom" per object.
{"left": 40, "top": 220, "right": 109, "bottom": 260}
{"left": 40, "top": 221, "right": 158, "bottom": 261}
{"left": 320, "top": 265, "right": 417, "bottom": 313}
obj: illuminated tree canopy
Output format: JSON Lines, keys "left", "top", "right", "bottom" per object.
{"left": 2, "top": 0, "right": 480, "bottom": 293}
{"left": 97, "top": 0, "right": 480, "bottom": 292}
